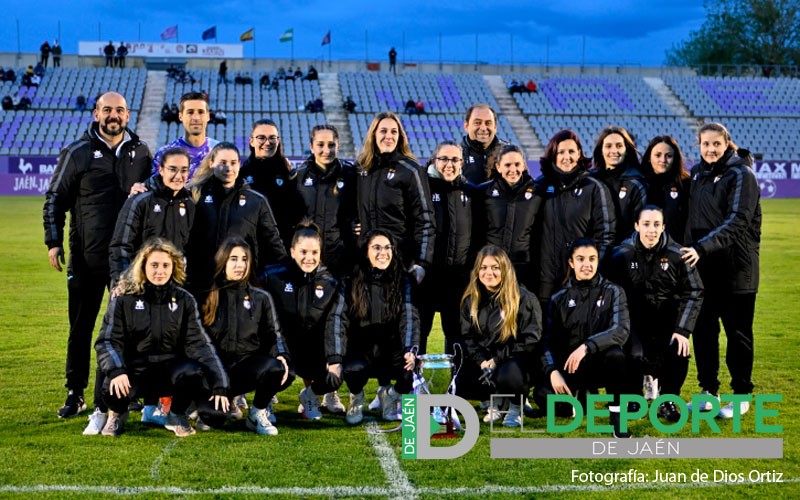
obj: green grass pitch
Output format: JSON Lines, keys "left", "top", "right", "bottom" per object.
{"left": 0, "top": 196, "right": 797, "bottom": 499}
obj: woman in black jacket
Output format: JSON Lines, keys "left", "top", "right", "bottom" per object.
{"left": 608, "top": 206, "right": 703, "bottom": 422}
{"left": 334, "top": 230, "right": 419, "bottom": 425}
{"left": 264, "top": 221, "right": 345, "bottom": 420}
{"left": 200, "top": 236, "right": 293, "bottom": 435}
{"left": 94, "top": 238, "right": 230, "bottom": 437}
{"left": 294, "top": 125, "right": 358, "bottom": 277}
{"left": 354, "top": 111, "right": 435, "bottom": 283}
{"left": 592, "top": 126, "right": 647, "bottom": 244}
{"left": 475, "top": 144, "right": 541, "bottom": 289}
{"left": 460, "top": 245, "right": 542, "bottom": 427}
{"left": 186, "top": 142, "right": 286, "bottom": 301}
{"left": 640, "top": 136, "right": 690, "bottom": 244}
{"left": 535, "top": 130, "right": 615, "bottom": 309}
{"left": 536, "top": 238, "right": 631, "bottom": 437}
{"left": 681, "top": 122, "right": 761, "bottom": 419}
{"left": 418, "top": 140, "right": 475, "bottom": 355}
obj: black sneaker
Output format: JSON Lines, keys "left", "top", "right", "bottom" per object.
{"left": 128, "top": 399, "right": 144, "bottom": 412}
{"left": 57, "top": 390, "right": 86, "bottom": 419}
{"left": 610, "top": 412, "right": 631, "bottom": 438}
{"left": 658, "top": 401, "right": 681, "bottom": 423}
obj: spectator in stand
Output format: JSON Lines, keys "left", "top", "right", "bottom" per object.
{"left": 270, "top": 77, "right": 279, "bottom": 91}
{"left": 1, "top": 95, "right": 12, "bottom": 111}
{"left": 305, "top": 65, "right": 318, "bottom": 81}
{"left": 388, "top": 47, "right": 397, "bottom": 75}
{"left": 214, "top": 109, "right": 227, "bottom": 126}
{"left": 343, "top": 95, "right": 357, "bottom": 113}
{"left": 103, "top": 41, "right": 115, "bottom": 67}
{"left": 16, "top": 96, "right": 32, "bottom": 110}
{"left": 218, "top": 60, "right": 228, "bottom": 84}
{"left": 116, "top": 43, "right": 128, "bottom": 68}
{"left": 294, "top": 67, "right": 303, "bottom": 79}
{"left": 169, "top": 104, "right": 179, "bottom": 123}
{"left": 414, "top": 101, "right": 425, "bottom": 114}
{"left": 259, "top": 73, "right": 270, "bottom": 89}
{"left": 52, "top": 40, "right": 62, "bottom": 67}
{"left": 30, "top": 74, "right": 42, "bottom": 87}
{"left": 525, "top": 79, "right": 537, "bottom": 93}
{"left": 4, "top": 68, "right": 15, "bottom": 83}
{"left": 404, "top": 99, "right": 416, "bottom": 114}
{"left": 76, "top": 93, "right": 87, "bottom": 112}
{"left": 276, "top": 67, "right": 287, "bottom": 80}
{"left": 40, "top": 40, "right": 51, "bottom": 67}
{"left": 161, "top": 103, "right": 171, "bottom": 122}
{"left": 34, "top": 62, "right": 45, "bottom": 77}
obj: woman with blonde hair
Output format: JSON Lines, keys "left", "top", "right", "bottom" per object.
{"left": 94, "top": 238, "right": 230, "bottom": 437}
{"left": 460, "top": 245, "right": 542, "bottom": 427}
{"left": 354, "top": 111, "right": 434, "bottom": 284}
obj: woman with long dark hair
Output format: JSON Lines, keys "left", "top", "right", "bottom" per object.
{"left": 333, "top": 230, "right": 419, "bottom": 424}
{"left": 681, "top": 122, "right": 761, "bottom": 419}
{"left": 460, "top": 245, "right": 542, "bottom": 427}
{"left": 640, "top": 135, "right": 690, "bottom": 244}
{"left": 94, "top": 238, "right": 229, "bottom": 437}
{"left": 200, "top": 236, "right": 293, "bottom": 435}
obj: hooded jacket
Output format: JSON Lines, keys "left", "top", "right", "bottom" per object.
{"left": 684, "top": 148, "right": 761, "bottom": 293}
{"left": 264, "top": 262, "right": 344, "bottom": 364}
{"left": 204, "top": 280, "right": 290, "bottom": 366}
{"left": 427, "top": 165, "right": 475, "bottom": 268}
{"left": 94, "top": 281, "right": 229, "bottom": 395}
{"left": 608, "top": 232, "right": 703, "bottom": 337}
{"left": 239, "top": 153, "right": 301, "bottom": 248}
{"left": 109, "top": 174, "right": 195, "bottom": 283}
{"left": 43, "top": 124, "right": 152, "bottom": 272}
{"left": 355, "top": 151, "right": 435, "bottom": 269}
{"left": 534, "top": 160, "right": 616, "bottom": 301}
{"left": 460, "top": 286, "right": 542, "bottom": 366}
{"left": 540, "top": 275, "right": 629, "bottom": 377}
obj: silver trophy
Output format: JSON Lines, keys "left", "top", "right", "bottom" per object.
{"left": 416, "top": 353, "right": 460, "bottom": 438}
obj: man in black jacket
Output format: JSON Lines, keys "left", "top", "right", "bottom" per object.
{"left": 43, "top": 92, "right": 152, "bottom": 419}
{"left": 461, "top": 104, "right": 508, "bottom": 184}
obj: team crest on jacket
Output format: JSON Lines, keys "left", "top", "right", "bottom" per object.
{"left": 245, "top": 175, "right": 254, "bottom": 184}
{"left": 315, "top": 285, "right": 324, "bottom": 298}
{"left": 135, "top": 300, "right": 145, "bottom": 310}
{"left": 243, "top": 296, "right": 251, "bottom": 310}
{"left": 574, "top": 187, "right": 583, "bottom": 197}
{"left": 670, "top": 187, "right": 679, "bottom": 199}
{"left": 276, "top": 178, "right": 284, "bottom": 186}
{"left": 387, "top": 169, "right": 396, "bottom": 180}
{"left": 304, "top": 177, "right": 313, "bottom": 186}
{"left": 619, "top": 187, "right": 627, "bottom": 199}
{"left": 284, "top": 283, "right": 294, "bottom": 293}
{"left": 568, "top": 299, "right": 576, "bottom": 308}
{"left": 153, "top": 204, "right": 162, "bottom": 213}
{"left": 93, "top": 150, "right": 102, "bottom": 159}
{"left": 179, "top": 202, "right": 186, "bottom": 216}
{"left": 596, "top": 295, "right": 604, "bottom": 307}
{"left": 168, "top": 298, "right": 178, "bottom": 312}
{"left": 547, "top": 186, "right": 555, "bottom": 194}
{"left": 239, "top": 195, "right": 246, "bottom": 206}
{"left": 714, "top": 175, "right": 722, "bottom": 183}
{"left": 525, "top": 188, "right": 533, "bottom": 200}
{"left": 432, "top": 193, "right": 441, "bottom": 202}
{"left": 660, "top": 258, "right": 669, "bottom": 271}
{"left": 491, "top": 189, "right": 500, "bottom": 197}
{"left": 337, "top": 180, "right": 345, "bottom": 189}
{"left": 204, "top": 194, "right": 213, "bottom": 204}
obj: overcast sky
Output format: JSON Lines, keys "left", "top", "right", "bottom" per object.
{"left": 0, "top": 1, "right": 706, "bottom": 66}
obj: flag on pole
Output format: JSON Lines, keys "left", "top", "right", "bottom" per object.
{"left": 240, "top": 28, "right": 254, "bottom": 42}
{"left": 202, "top": 26, "right": 217, "bottom": 41}
{"left": 321, "top": 31, "right": 331, "bottom": 46}
{"left": 161, "top": 25, "right": 178, "bottom": 41}
{"left": 279, "top": 29, "right": 293, "bottom": 43}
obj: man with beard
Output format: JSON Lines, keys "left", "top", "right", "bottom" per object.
{"left": 237, "top": 118, "right": 299, "bottom": 249}
{"left": 461, "top": 104, "right": 508, "bottom": 183}
{"left": 151, "top": 91, "right": 218, "bottom": 180}
{"left": 43, "top": 92, "right": 152, "bottom": 419}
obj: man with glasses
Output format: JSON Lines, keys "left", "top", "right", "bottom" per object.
{"left": 151, "top": 91, "right": 219, "bottom": 180}
{"left": 238, "top": 118, "right": 299, "bottom": 249}
{"left": 43, "top": 92, "right": 152, "bottom": 423}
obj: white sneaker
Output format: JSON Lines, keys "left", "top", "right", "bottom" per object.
{"left": 322, "top": 391, "right": 346, "bottom": 414}
{"left": 718, "top": 401, "right": 750, "bottom": 419}
{"left": 271, "top": 395, "right": 279, "bottom": 405}
{"left": 299, "top": 386, "right": 323, "bottom": 420}
{"left": 267, "top": 402, "right": 277, "bottom": 423}
{"left": 368, "top": 393, "right": 381, "bottom": 410}
{"left": 233, "top": 394, "right": 248, "bottom": 410}
{"left": 483, "top": 405, "right": 501, "bottom": 423}
{"left": 82, "top": 408, "right": 108, "bottom": 435}
{"left": 246, "top": 407, "right": 278, "bottom": 436}
{"left": 346, "top": 392, "right": 365, "bottom": 425}
{"left": 644, "top": 375, "right": 660, "bottom": 401}
{"left": 503, "top": 403, "right": 523, "bottom": 428}
{"left": 687, "top": 390, "right": 720, "bottom": 412}
{"left": 101, "top": 410, "right": 128, "bottom": 436}
{"left": 195, "top": 417, "right": 212, "bottom": 431}
{"left": 141, "top": 405, "right": 167, "bottom": 426}
{"left": 379, "top": 386, "right": 402, "bottom": 421}
{"left": 165, "top": 412, "right": 196, "bottom": 437}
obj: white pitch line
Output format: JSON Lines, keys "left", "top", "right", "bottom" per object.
{"left": 150, "top": 438, "right": 180, "bottom": 480}
{"left": 365, "top": 421, "right": 418, "bottom": 500}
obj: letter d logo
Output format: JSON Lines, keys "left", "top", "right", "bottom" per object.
{"left": 403, "top": 394, "right": 479, "bottom": 460}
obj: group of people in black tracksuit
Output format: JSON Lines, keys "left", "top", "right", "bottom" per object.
{"left": 46, "top": 94, "right": 760, "bottom": 439}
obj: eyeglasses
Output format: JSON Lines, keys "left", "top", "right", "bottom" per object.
{"left": 163, "top": 166, "right": 190, "bottom": 177}
{"left": 370, "top": 244, "right": 393, "bottom": 253}
{"left": 252, "top": 135, "right": 280, "bottom": 144}
{"left": 435, "top": 157, "right": 463, "bottom": 166}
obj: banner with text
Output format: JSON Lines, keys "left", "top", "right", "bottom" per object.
{"left": 78, "top": 41, "right": 243, "bottom": 59}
